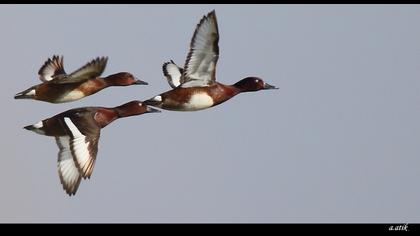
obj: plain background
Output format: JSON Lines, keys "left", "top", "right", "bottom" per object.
{"left": 1, "top": 4, "right": 420, "bottom": 223}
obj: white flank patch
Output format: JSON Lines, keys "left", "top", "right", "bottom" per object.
{"left": 56, "top": 136, "right": 81, "bottom": 194}
{"left": 56, "top": 90, "right": 85, "bottom": 103}
{"left": 64, "top": 117, "right": 91, "bottom": 177}
{"left": 153, "top": 95, "right": 162, "bottom": 102}
{"left": 184, "top": 93, "right": 214, "bottom": 111}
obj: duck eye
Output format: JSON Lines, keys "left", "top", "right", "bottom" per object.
{"left": 138, "top": 102, "right": 143, "bottom": 107}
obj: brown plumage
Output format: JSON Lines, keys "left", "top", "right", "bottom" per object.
{"left": 24, "top": 101, "right": 161, "bottom": 196}
{"left": 145, "top": 10, "right": 278, "bottom": 112}
{"left": 15, "top": 56, "right": 148, "bottom": 103}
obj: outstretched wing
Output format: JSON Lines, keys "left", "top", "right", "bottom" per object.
{"left": 55, "top": 136, "right": 82, "bottom": 196}
{"left": 181, "top": 10, "right": 219, "bottom": 88}
{"left": 38, "top": 55, "right": 66, "bottom": 82}
{"left": 62, "top": 116, "right": 100, "bottom": 179}
{"left": 162, "top": 60, "right": 183, "bottom": 88}
{"left": 52, "top": 57, "right": 108, "bottom": 84}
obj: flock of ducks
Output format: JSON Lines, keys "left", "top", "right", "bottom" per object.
{"left": 15, "top": 10, "right": 278, "bottom": 196}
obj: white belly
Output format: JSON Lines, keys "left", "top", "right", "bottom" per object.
{"left": 56, "top": 90, "right": 85, "bottom": 103}
{"left": 182, "top": 93, "right": 214, "bottom": 111}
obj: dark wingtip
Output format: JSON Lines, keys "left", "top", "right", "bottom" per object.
{"left": 66, "top": 190, "right": 76, "bottom": 197}
{"left": 206, "top": 10, "right": 217, "bottom": 20}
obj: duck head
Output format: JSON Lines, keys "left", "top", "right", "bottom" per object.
{"left": 106, "top": 72, "right": 148, "bottom": 86}
{"left": 233, "top": 77, "right": 278, "bottom": 92}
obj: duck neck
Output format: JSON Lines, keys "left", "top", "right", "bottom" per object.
{"left": 94, "top": 108, "right": 119, "bottom": 128}
{"left": 209, "top": 83, "right": 240, "bottom": 106}
{"left": 114, "top": 101, "right": 143, "bottom": 118}
{"left": 232, "top": 81, "right": 251, "bottom": 93}
{"left": 102, "top": 73, "right": 124, "bottom": 86}
{"left": 225, "top": 84, "right": 241, "bottom": 96}
{"left": 91, "top": 77, "right": 110, "bottom": 90}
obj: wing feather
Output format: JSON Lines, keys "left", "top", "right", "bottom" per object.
{"left": 181, "top": 10, "right": 219, "bottom": 88}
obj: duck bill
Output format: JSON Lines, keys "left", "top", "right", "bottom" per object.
{"left": 146, "top": 106, "right": 161, "bottom": 113}
{"left": 134, "top": 78, "right": 148, "bottom": 85}
{"left": 263, "top": 82, "right": 278, "bottom": 90}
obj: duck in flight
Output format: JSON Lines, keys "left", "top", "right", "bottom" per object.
{"left": 15, "top": 55, "right": 148, "bottom": 103}
{"left": 144, "top": 10, "right": 278, "bottom": 111}
{"left": 24, "top": 101, "right": 160, "bottom": 195}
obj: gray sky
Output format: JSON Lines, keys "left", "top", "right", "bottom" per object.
{"left": 1, "top": 4, "right": 420, "bottom": 223}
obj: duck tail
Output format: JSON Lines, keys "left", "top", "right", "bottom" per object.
{"left": 14, "top": 87, "right": 36, "bottom": 100}
{"left": 23, "top": 121, "right": 45, "bottom": 135}
{"left": 143, "top": 96, "right": 162, "bottom": 107}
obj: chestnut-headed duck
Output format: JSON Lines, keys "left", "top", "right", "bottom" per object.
{"left": 15, "top": 55, "right": 148, "bottom": 103}
{"left": 24, "top": 101, "right": 160, "bottom": 196}
{"left": 144, "top": 10, "right": 278, "bottom": 111}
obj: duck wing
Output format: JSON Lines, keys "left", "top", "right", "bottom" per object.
{"left": 181, "top": 10, "right": 219, "bottom": 88}
{"left": 56, "top": 136, "right": 82, "bottom": 196}
{"left": 61, "top": 113, "right": 101, "bottom": 180}
{"left": 38, "top": 55, "right": 66, "bottom": 82}
{"left": 51, "top": 56, "right": 108, "bottom": 84}
{"left": 162, "top": 60, "right": 183, "bottom": 88}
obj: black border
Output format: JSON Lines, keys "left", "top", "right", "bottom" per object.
{"left": 3, "top": 3, "right": 419, "bottom": 229}
{"left": 2, "top": 223, "right": 419, "bottom": 233}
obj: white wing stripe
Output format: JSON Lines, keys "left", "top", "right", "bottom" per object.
{"left": 58, "top": 159, "right": 80, "bottom": 185}
{"left": 63, "top": 117, "right": 92, "bottom": 177}
{"left": 56, "top": 136, "right": 81, "bottom": 195}
{"left": 64, "top": 117, "right": 83, "bottom": 137}
{"left": 72, "top": 137, "right": 91, "bottom": 173}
